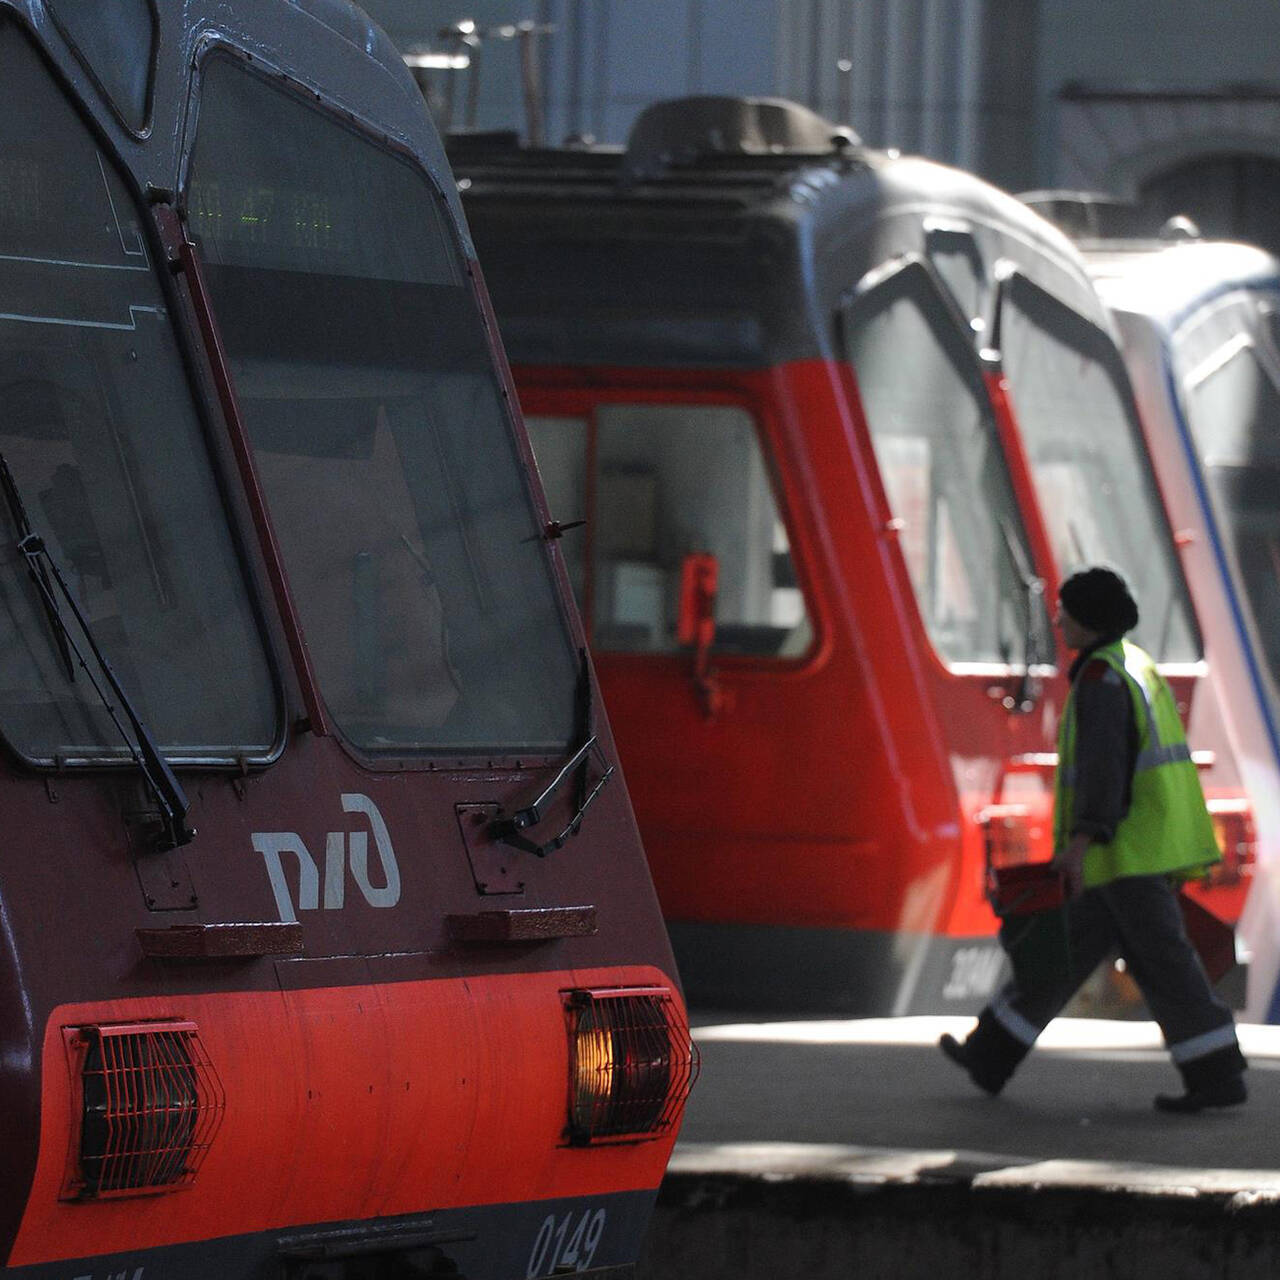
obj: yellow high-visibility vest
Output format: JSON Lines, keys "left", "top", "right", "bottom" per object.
{"left": 1055, "top": 639, "right": 1220, "bottom": 888}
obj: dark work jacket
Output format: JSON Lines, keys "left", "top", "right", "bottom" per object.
{"left": 1066, "top": 637, "right": 1140, "bottom": 843}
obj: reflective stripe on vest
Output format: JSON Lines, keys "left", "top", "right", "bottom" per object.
{"left": 1062, "top": 742, "right": 1192, "bottom": 787}
{"left": 1058, "top": 653, "right": 1194, "bottom": 787}
{"left": 1055, "top": 639, "right": 1220, "bottom": 888}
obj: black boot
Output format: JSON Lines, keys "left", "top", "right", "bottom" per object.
{"left": 1154, "top": 1041, "right": 1247, "bottom": 1114}
{"left": 939, "top": 1010, "right": 1028, "bottom": 1096}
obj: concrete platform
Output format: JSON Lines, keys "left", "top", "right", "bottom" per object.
{"left": 637, "top": 1016, "right": 1280, "bottom": 1279}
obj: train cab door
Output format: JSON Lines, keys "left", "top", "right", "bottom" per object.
{"left": 516, "top": 382, "right": 826, "bottom": 929}
{"left": 993, "top": 270, "right": 1251, "bottom": 929}
{"left": 836, "top": 255, "right": 1064, "bottom": 960}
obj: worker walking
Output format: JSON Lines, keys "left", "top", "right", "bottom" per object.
{"left": 941, "top": 565, "right": 1246, "bottom": 1113}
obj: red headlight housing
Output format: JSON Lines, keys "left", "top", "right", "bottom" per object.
{"left": 563, "top": 987, "right": 699, "bottom": 1145}
{"left": 62, "top": 1019, "right": 225, "bottom": 1199}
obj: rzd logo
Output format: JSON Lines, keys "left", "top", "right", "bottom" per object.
{"left": 253, "top": 793, "right": 402, "bottom": 923}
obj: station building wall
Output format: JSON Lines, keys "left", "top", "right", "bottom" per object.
{"left": 361, "top": 0, "right": 1280, "bottom": 248}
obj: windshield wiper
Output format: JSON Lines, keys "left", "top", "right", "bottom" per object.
{"left": 489, "top": 733, "right": 614, "bottom": 856}
{"left": 998, "top": 516, "right": 1046, "bottom": 712}
{"left": 489, "top": 648, "right": 615, "bottom": 857}
{"left": 0, "top": 451, "right": 194, "bottom": 852}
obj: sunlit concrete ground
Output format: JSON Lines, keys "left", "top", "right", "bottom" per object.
{"left": 676, "top": 1015, "right": 1280, "bottom": 1191}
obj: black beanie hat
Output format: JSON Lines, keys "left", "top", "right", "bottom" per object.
{"left": 1059, "top": 566, "right": 1139, "bottom": 638}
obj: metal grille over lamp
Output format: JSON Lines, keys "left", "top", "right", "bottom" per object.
{"left": 563, "top": 987, "right": 699, "bottom": 1145}
{"left": 63, "top": 1020, "right": 225, "bottom": 1198}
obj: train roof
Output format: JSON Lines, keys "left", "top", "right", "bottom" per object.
{"left": 1021, "top": 190, "right": 1280, "bottom": 330}
{"left": 4, "top": 0, "right": 470, "bottom": 251}
{"left": 453, "top": 96, "right": 1103, "bottom": 369}
{"left": 1087, "top": 240, "right": 1280, "bottom": 329}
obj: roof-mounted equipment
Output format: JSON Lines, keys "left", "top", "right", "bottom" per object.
{"left": 623, "top": 94, "right": 860, "bottom": 179}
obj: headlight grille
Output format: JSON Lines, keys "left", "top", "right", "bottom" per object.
{"left": 564, "top": 987, "right": 699, "bottom": 1145}
{"left": 63, "top": 1020, "right": 225, "bottom": 1198}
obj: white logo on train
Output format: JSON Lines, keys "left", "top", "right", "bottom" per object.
{"left": 253, "top": 793, "right": 402, "bottom": 922}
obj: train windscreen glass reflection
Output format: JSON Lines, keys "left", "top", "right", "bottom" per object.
{"left": 188, "top": 55, "right": 577, "bottom": 754}
{"left": 0, "top": 23, "right": 275, "bottom": 762}
{"left": 526, "top": 405, "right": 810, "bottom": 657}
{"left": 1000, "top": 274, "right": 1200, "bottom": 662}
{"left": 842, "top": 262, "right": 1050, "bottom": 667}
{"left": 1183, "top": 334, "right": 1280, "bottom": 690}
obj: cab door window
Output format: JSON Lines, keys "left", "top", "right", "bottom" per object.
{"left": 999, "top": 273, "right": 1200, "bottom": 662}
{"left": 841, "top": 260, "right": 1049, "bottom": 667}
{"left": 526, "top": 405, "right": 810, "bottom": 658}
{"left": 0, "top": 22, "right": 275, "bottom": 763}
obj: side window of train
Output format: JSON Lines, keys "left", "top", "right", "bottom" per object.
{"left": 46, "top": 0, "right": 158, "bottom": 133}
{"left": 840, "top": 261, "right": 1049, "bottom": 668}
{"left": 1178, "top": 309, "right": 1280, "bottom": 683}
{"left": 186, "top": 53, "right": 578, "bottom": 757}
{"left": 998, "top": 274, "right": 1201, "bottom": 663}
{"left": 0, "top": 22, "right": 276, "bottom": 765}
{"left": 526, "top": 407, "right": 811, "bottom": 659}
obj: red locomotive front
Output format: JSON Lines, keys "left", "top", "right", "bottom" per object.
{"left": 455, "top": 95, "right": 1252, "bottom": 1017}
{"left": 0, "top": 4, "right": 693, "bottom": 1277}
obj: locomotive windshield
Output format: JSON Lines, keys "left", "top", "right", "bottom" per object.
{"left": 842, "top": 261, "right": 1050, "bottom": 668}
{"left": 0, "top": 23, "right": 276, "bottom": 764}
{"left": 187, "top": 55, "right": 577, "bottom": 755}
{"left": 1180, "top": 316, "right": 1280, "bottom": 691}
{"left": 999, "top": 274, "right": 1200, "bottom": 663}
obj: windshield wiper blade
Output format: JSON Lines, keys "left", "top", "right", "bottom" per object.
{"left": 0, "top": 458, "right": 74, "bottom": 683}
{"left": 489, "top": 732, "right": 615, "bottom": 856}
{"left": 0, "top": 451, "right": 194, "bottom": 852}
{"left": 489, "top": 648, "right": 615, "bottom": 857}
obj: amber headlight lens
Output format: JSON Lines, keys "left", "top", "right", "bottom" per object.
{"left": 564, "top": 987, "right": 698, "bottom": 1145}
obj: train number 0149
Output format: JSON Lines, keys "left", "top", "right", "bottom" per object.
{"left": 526, "top": 1208, "right": 607, "bottom": 1277}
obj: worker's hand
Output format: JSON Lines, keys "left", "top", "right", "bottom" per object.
{"left": 1053, "top": 833, "right": 1090, "bottom": 901}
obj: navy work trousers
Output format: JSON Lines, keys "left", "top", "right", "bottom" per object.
{"left": 981, "top": 873, "right": 1242, "bottom": 1087}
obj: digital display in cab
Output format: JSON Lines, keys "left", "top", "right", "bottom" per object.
{"left": 188, "top": 179, "right": 340, "bottom": 256}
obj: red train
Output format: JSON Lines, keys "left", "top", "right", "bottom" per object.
{"left": 0, "top": 2, "right": 693, "bottom": 1277}
{"left": 453, "top": 95, "right": 1253, "bottom": 1014}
